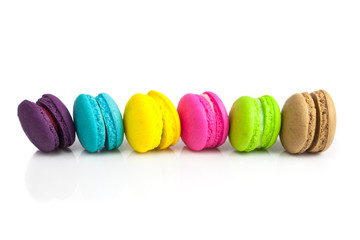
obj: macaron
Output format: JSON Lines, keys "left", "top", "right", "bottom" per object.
{"left": 18, "top": 94, "right": 75, "bottom": 152}
{"left": 177, "top": 91, "right": 229, "bottom": 151}
{"left": 280, "top": 89, "right": 336, "bottom": 154}
{"left": 73, "top": 93, "right": 124, "bottom": 152}
{"left": 124, "top": 90, "right": 181, "bottom": 153}
{"left": 229, "top": 95, "right": 281, "bottom": 152}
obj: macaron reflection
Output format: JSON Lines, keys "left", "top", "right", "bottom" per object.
{"left": 125, "top": 149, "right": 178, "bottom": 198}
{"left": 25, "top": 149, "right": 78, "bottom": 202}
{"left": 179, "top": 147, "right": 227, "bottom": 190}
{"left": 78, "top": 149, "right": 126, "bottom": 200}
{"left": 227, "top": 149, "right": 276, "bottom": 177}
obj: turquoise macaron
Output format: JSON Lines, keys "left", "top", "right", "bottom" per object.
{"left": 73, "top": 93, "right": 124, "bottom": 152}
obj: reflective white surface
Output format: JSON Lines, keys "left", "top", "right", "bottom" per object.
{"left": 23, "top": 140, "right": 335, "bottom": 203}
{"left": 1, "top": 0, "right": 360, "bottom": 239}
{"left": 2, "top": 135, "right": 359, "bottom": 239}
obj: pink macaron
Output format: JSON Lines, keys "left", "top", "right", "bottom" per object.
{"left": 177, "top": 91, "right": 229, "bottom": 151}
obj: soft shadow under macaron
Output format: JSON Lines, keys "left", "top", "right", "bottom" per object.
{"left": 26, "top": 149, "right": 78, "bottom": 202}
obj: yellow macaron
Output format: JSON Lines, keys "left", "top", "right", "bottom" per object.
{"left": 124, "top": 90, "right": 181, "bottom": 153}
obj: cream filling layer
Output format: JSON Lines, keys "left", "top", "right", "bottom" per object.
{"left": 200, "top": 94, "right": 214, "bottom": 113}
{"left": 256, "top": 99, "right": 264, "bottom": 148}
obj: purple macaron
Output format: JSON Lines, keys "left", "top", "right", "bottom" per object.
{"left": 18, "top": 94, "right": 75, "bottom": 152}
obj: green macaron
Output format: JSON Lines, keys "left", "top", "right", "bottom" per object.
{"left": 229, "top": 95, "right": 281, "bottom": 152}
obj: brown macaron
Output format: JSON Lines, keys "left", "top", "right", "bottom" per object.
{"left": 280, "top": 89, "right": 336, "bottom": 154}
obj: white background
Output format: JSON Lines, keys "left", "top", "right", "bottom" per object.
{"left": 0, "top": 0, "right": 359, "bottom": 239}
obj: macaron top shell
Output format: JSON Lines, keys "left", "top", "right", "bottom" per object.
{"left": 229, "top": 96, "right": 261, "bottom": 152}
{"left": 124, "top": 93, "right": 163, "bottom": 153}
{"left": 74, "top": 94, "right": 106, "bottom": 152}
{"left": 95, "top": 93, "right": 124, "bottom": 150}
{"left": 177, "top": 93, "right": 210, "bottom": 151}
{"left": 280, "top": 92, "right": 317, "bottom": 154}
{"left": 18, "top": 100, "right": 60, "bottom": 152}
{"left": 37, "top": 94, "right": 75, "bottom": 148}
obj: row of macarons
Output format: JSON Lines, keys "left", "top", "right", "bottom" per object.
{"left": 18, "top": 90, "right": 336, "bottom": 154}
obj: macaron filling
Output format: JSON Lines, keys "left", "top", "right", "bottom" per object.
{"left": 200, "top": 94, "right": 215, "bottom": 112}
{"left": 37, "top": 103, "right": 60, "bottom": 149}
{"left": 37, "top": 95, "right": 73, "bottom": 147}
{"left": 96, "top": 94, "right": 117, "bottom": 150}
{"left": 199, "top": 94, "right": 217, "bottom": 148}
{"left": 299, "top": 92, "right": 316, "bottom": 153}
{"left": 202, "top": 93, "right": 225, "bottom": 148}
{"left": 40, "top": 106, "right": 59, "bottom": 134}
{"left": 257, "top": 96, "right": 275, "bottom": 149}
{"left": 244, "top": 98, "right": 262, "bottom": 152}
{"left": 309, "top": 90, "right": 328, "bottom": 152}
{"left": 147, "top": 91, "right": 179, "bottom": 150}
{"left": 198, "top": 93, "right": 226, "bottom": 148}
{"left": 256, "top": 99, "right": 264, "bottom": 148}
{"left": 150, "top": 101, "right": 164, "bottom": 149}
{"left": 87, "top": 95, "right": 106, "bottom": 151}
